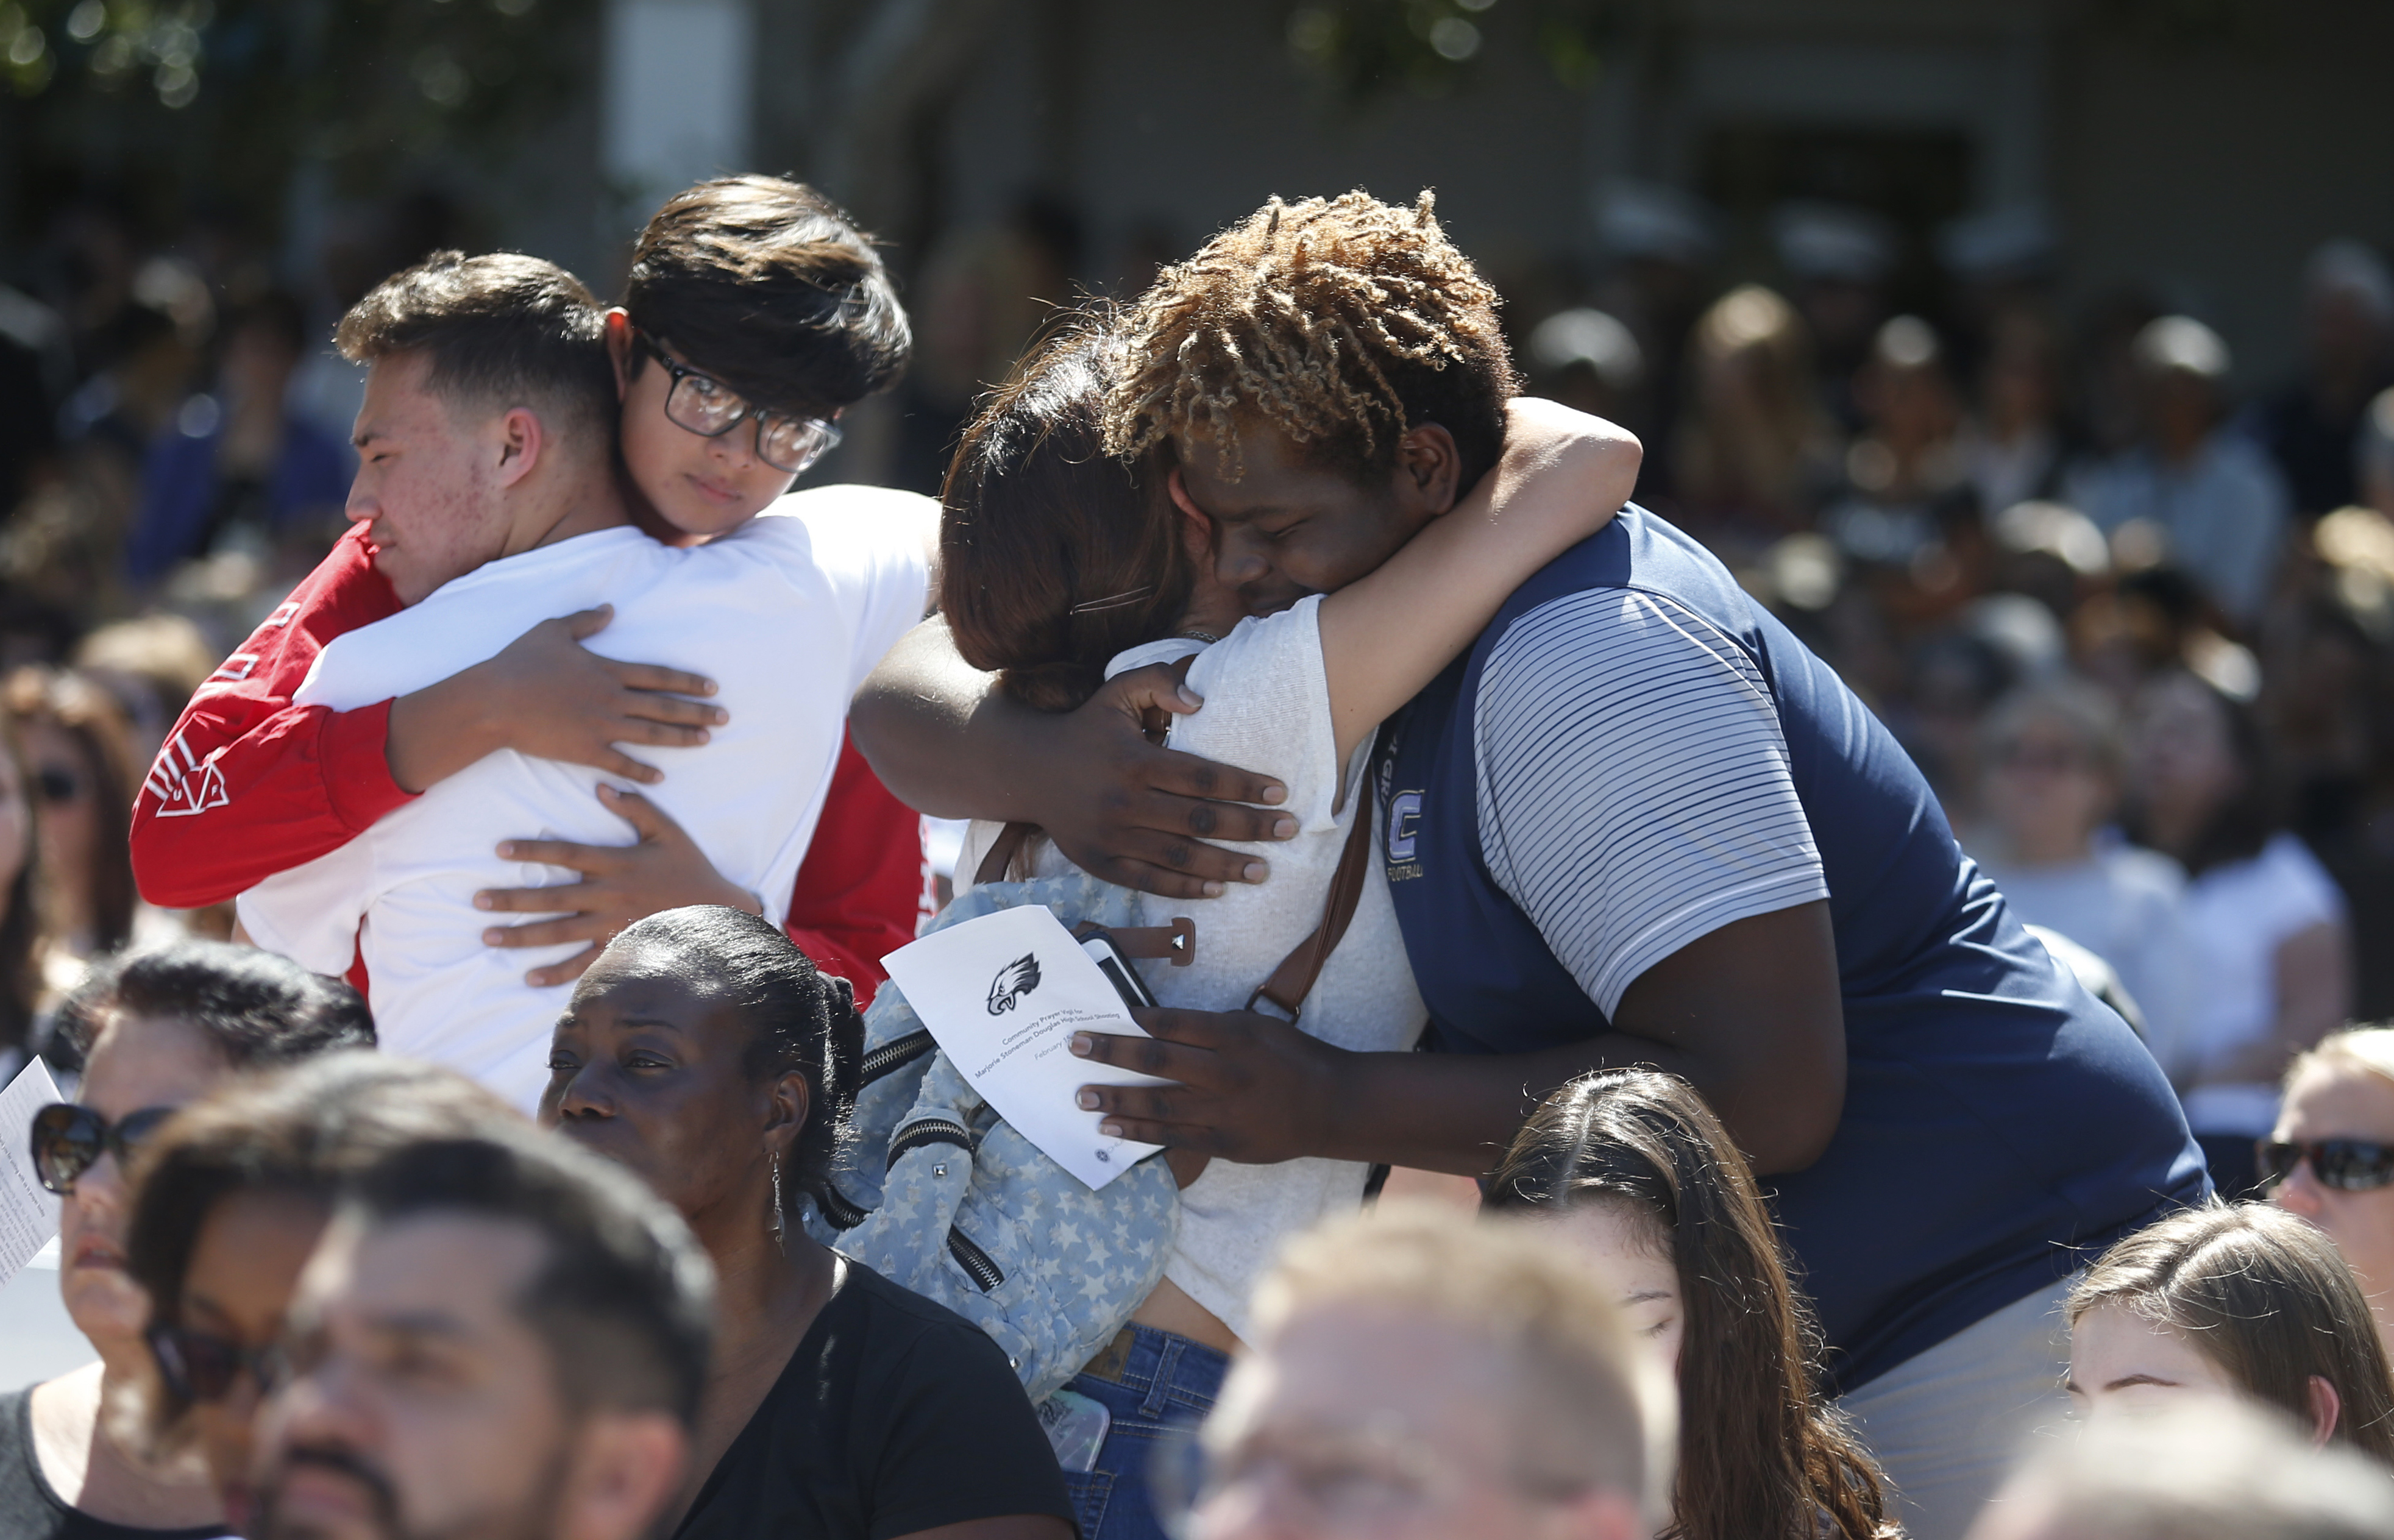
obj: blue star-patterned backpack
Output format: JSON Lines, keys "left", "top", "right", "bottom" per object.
{"left": 804, "top": 795, "right": 1374, "bottom": 1401}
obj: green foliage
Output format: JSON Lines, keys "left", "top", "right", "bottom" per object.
{"left": 5, "top": 0, "right": 595, "bottom": 229}
{"left": 1281, "top": 0, "right": 1636, "bottom": 103}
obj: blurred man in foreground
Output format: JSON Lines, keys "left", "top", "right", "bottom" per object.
{"left": 1173, "top": 1206, "right": 1665, "bottom": 1540}
{"left": 1967, "top": 1399, "right": 2394, "bottom": 1540}
{"left": 250, "top": 1134, "right": 712, "bottom": 1540}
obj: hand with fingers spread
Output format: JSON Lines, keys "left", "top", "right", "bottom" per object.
{"left": 385, "top": 605, "right": 728, "bottom": 794}
{"left": 1068, "top": 1004, "right": 1345, "bottom": 1165}
{"left": 476, "top": 783, "right": 762, "bottom": 987}
{"left": 1013, "top": 662, "right": 1299, "bottom": 901}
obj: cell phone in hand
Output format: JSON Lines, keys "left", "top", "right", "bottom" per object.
{"left": 1079, "top": 931, "right": 1160, "bottom": 1013}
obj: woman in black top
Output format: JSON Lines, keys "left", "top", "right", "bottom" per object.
{"left": 542, "top": 905, "right": 1075, "bottom": 1540}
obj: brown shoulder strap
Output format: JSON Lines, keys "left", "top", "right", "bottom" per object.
{"left": 1246, "top": 776, "right": 1376, "bottom": 1021}
{"left": 973, "top": 822, "right": 1039, "bottom": 889}
{"left": 976, "top": 826, "right": 1198, "bottom": 965}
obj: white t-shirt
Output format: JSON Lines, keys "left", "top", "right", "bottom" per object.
{"left": 957, "top": 596, "right": 1427, "bottom": 1339}
{"left": 238, "top": 486, "right": 932, "bottom": 1110}
{"left": 2170, "top": 832, "right": 2348, "bottom": 1137}
{"left": 1974, "top": 842, "right": 2197, "bottom": 1053}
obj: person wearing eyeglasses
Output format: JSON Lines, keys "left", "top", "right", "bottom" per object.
{"left": 130, "top": 175, "right": 932, "bottom": 1029}
{"left": 3, "top": 667, "right": 143, "bottom": 1008}
{"left": 2266, "top": 1026, "right": 2394, "bottom": 1357}
{"left": 0, "top": 941, "right": 369, "bottom": 1540}
{"left": 226, "top": 251, "right": 932, "bottom": 1112}
{"left": 116, "top": 1054, "right": 517, "bottom": 1535}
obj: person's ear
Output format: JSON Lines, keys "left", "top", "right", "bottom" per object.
{"left": 1169, "top": 468, "right": 1219, "bottom": 562}
{"left": 2308, "top": 1373, "right": 2343, "bottom": 1446}
{"left": 764, "top": 1068, "right": 811, "bottom": 1159}
{"left": 1391, "top": 422, "right": 1462, "bottom": 516}
{"left": 555, "top": 1411, "right": 686, "bottom": 1540}
{"left": 495, "top": 407, "right": 546, "bottom": 489}
{"left": 605, "top": 310, "right": 636, "bottom": 401}
{"left": 1552, "top": 1486, "right": 1644, "bottom": 1540}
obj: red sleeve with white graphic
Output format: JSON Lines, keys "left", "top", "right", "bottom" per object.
{"left": 781, "top": 733, "right": 926, "bottom": 1009}
{"left": 133, "top": 527, "right": 930, "bottom": 1004}
{"left": 130, "top": 525, "right": 416, "bottom": 910}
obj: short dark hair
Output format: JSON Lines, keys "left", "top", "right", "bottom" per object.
{"left": 940, "top": 313, "right": 1191, "bottom": 712}
{"left": 335, "top": 250, "right": 614, "bottom": 443}
{"left": 589, "top": 906, "right": 863, "bottom": 1221}
{"left": 346, "top": 1132, "right": 714, "bottom": 1428}
{"left": 1105, "top": 190, "right": 1518, "bottom": 491}
{"left": 125, "top": 1054, "right": 519, "bottom": 1439}
{"left": 625, "top": 176, "right": 910, "bottom": 419}
{"left": 57, "top": 940, "right": 373, "bottom": 1065}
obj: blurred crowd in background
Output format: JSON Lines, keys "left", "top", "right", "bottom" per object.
{"left": 0, "top": 181, "right": 2390, "bottom": 1186}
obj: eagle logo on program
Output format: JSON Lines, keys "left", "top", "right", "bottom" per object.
{"left": 986, "top": 953, "right": 1042, "bottom": 1015}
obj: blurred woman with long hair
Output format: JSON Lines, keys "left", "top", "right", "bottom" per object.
{"left": 1486, "top": 1068, "right": 1899, "bottom": 1540}
{"left": 0, "top": 704, "right": 46, "bottom": 1073}
{"left": 2125, "top": 668, "right": 2351, "bottom": 1194}
{"left": 4, "top": 667, "right": 139, "bottom": 1003}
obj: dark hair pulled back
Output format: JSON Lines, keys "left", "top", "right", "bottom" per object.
{"left": 939, "top": 311, "right": 1192, "bottom": 713}
{"left": 55, "top": 938, "right": 373, "bottom": 1066}
{"left": 608, "top": 906, "right": 863, "bottom": 1218}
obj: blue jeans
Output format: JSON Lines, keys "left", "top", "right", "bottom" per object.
{"left": 1059, "top": 1324, "right": 1232, "bottom": 1540}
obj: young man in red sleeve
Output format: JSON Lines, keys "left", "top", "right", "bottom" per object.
{"left": 131, "top": 177, "right": 925, "bottom": 999}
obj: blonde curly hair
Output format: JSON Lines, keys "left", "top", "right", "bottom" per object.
{"left": 1102, "top": 190, "right": 1518, "bottom": 483}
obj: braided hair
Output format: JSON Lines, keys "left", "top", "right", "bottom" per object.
{"left": 607, "top": 906, "right": 864, "bottom": 1218}
{"left": 1103, "top": 189, "right": 1519, "bottom": 487}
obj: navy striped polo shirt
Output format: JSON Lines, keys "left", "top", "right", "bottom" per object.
{"left": 1379, "top": 504, "right": 2207, "bottom": 1392}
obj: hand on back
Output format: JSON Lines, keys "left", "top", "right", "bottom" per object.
{"left": 1007, "top": 663, "right": 1298, "bottom": 901}
{"left": 386, "top": 605, "right": 727, "bottom": 793}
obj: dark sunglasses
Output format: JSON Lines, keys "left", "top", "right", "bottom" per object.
{"left": 2256, "top": 1137, "right": 2394, "bottom": 1193}
{"left": 30, "top": 1102, "right": 179, "bottom": 1194}
{"left": 34, "top": 765, "right": 83, "bottom": 804}
{"left": 148, "top": 1321, "right": 285, "bottom": 1405}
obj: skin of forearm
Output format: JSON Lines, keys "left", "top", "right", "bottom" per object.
{"left": 1323, "top": 1031, "right": 1822, "bottom": 1179}
{"left": 385, "top": 666, "right": 505, "bottom": 794}
{"left": 849, "top": 622, "right": 1040, "bottom": 821}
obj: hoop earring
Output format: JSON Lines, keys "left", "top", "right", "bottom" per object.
{"left": 769, "top": 1153, "right": 786, "bottom": 1251}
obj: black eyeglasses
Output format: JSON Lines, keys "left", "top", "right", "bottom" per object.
{"left": 635, "top": 330, "right": 842, "bottom": 477}
{"left": 30, "top": 1102, "right": 179, "bottom": 1194}
{"left": 2257, "top": 1138, "right": 2394, "bottom": 1193}
{"left": 147, "top": 1321, "right": 286, "bottom": 1405}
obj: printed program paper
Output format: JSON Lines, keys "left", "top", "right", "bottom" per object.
{"left": 881, "top": 906, "right": 1172, "bottom": 1189}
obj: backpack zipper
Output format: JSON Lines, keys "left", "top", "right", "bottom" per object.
{"left": 947, "top": 1227, "right": 1004, "bottom": 1291}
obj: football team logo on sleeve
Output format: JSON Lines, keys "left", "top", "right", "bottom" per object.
{"left": 986, "top": 953, "right": 1042, "bottom": 1015}
{"left": 145, "top": 734, "right": 229, "bottom": 818}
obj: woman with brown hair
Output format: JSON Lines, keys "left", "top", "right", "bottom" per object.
{"left": 2065, "top": 1202, "right": 2394, "bottom": 1462}
{"left": 4, "top": 666, "right": 140, "bottom": 1001}
{"left": 932, "top": 310, "right": 1639, "bottom": 1540}
{"left": 1485, "top": 1068, "right": 1900, "bottom": 1540}
{"left": 0, "top": 703, "right": 46, "bottom": 1074}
